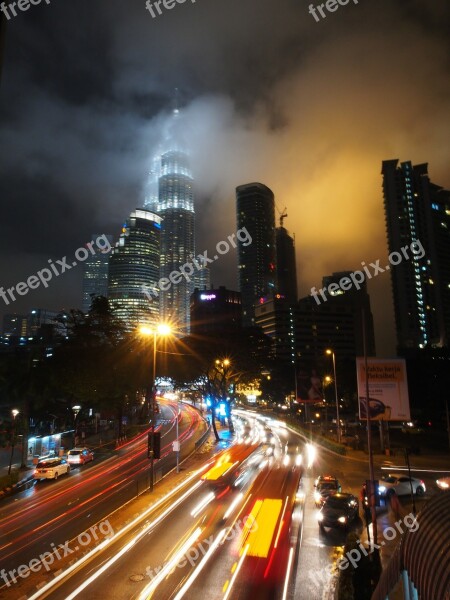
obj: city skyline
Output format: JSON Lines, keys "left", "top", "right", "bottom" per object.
{"left": 0, "top": 0, "right": 449, "bottom": 357}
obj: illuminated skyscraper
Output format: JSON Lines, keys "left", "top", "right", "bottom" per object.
{"left": 145, "top": 112, "right": 195, "bottom": 334}
{"left": 236, "top": 182, "right": 277, "bottom": 327}
{"left": 382, "top": 159, "right": 450, "bottom": 348}
{"left": 108, "top": 209, "right": 161, "bottom": 331}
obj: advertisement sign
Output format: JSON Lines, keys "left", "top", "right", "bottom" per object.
{"left": 356, "top": 358, "right": 410, "bottom": 421}
{"left": 296, "top": 368, "right": 324, "bottom": 403}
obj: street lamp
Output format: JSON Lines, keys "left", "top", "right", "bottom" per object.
{"left": 325, "top": 349, "right": 341, "bottom": 443}
{"left": 72, "top": 405, "right": 81, "bottom": 446}
{"left": 8, "top": 409, "right": 19, "bottom": 476}
{"left": 140, "top": 323, "right": 172, "bottom": 492}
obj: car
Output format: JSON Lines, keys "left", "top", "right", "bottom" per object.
{"left": 67, "top": 447, "right": 94, "bottom": 465}
{"left": 378, "top": 473, "right": 426, "bottom": 497}
{"left": 436, "top": 477, "right": 450, "bottom": 491}
{"left": 314, "top": 478, "right": 342, "bottom": 507}
{"left": 318, "top": 493, "right": 359, "bottom": 530}
{"left": 34, "top": 458, "right": 70, "bottom": 481}
{"left": 314, "top": 474, "right": 336, "bottom": 487}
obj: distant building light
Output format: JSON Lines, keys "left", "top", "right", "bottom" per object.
{"left": 200, "top": 294, "right": 216, "bottom": 301}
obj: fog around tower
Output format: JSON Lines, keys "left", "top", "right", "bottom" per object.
{"left": 0, "top": 0, "right": 449, "bottom": 354}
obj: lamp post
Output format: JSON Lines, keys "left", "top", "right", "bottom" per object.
{"left": 323, "top": 375, "right": 332, "bottom": 425}
{"left": 140, "top": 324, "right": 172, "bottom": 492}
{"left": 8, "top": 409, "right": 19, "bottom": 476}
{"left": 325, "top": 349, "right": 341, "bottom": 444}
{"left": 72, "top": 405, "right": 81, "bottom": 446}
{"left": 176, "top": 396, "right": 180, "bottom": 473}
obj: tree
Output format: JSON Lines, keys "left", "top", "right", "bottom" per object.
{"left": 170, "top": 327, "right": 273, "bottom": 441}
{"left": 50, "top": 297, "right": 147, "bottom": 435}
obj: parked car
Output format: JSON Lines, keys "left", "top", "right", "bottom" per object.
{"left": 436, "top": 476, "right": 450, "bottom": 491}
{"left": 318, "top": 493, "right": 359, "bottom": 530}
{"left": 314, "top": 477, "right": 341, "bottom": 507}
{"left": 34, "top": 458, "right": 70, "bottom": 481}
{"left": 378, "top": 474, "right": 426, "bottom": 497}
{"left": 67, "top": 448, "right": 94, "bottom": 465}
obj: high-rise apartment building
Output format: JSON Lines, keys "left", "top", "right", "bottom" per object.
{"left": 236, "top": 183, "right": 277, "bottom": 327}
{"left": 382, "top": 160, "right": 450, "bottom": 348}
{"left": 276, "top": 223, "right": 298, "bottom": 303}
{"left": 82, "top": 234, "right": 114, "bottom": 313}
{"left": 108, "top": 209, "right": 161, "bottom": 331}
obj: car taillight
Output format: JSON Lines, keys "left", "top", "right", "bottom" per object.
{"left": 420, "top": 480, "right": 425, "bottom": 485}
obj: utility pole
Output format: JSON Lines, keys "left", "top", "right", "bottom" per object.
{"left": 362, "top": 309, "right": 378, "bottom": 548}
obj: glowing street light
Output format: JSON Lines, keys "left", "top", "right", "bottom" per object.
{"left": 140, "top": 323, "right": 173, "bottom": 492}
{"left": 325, "top": 349, "right": 341, "bottom": 444}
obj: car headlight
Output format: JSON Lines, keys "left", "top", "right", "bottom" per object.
{"left": 317, "top": 513, "right": 324, "bottom": 521}
{"left": 338, "top": 516, "right": 347, "bottom": 524}
{"left": 438, "top": 480, "right": 449, "bottom": 489}
{"left": 378, "top": 486, "right": 386, "bottom": 493}
{"left": 314, "top": 492, "right": 321, "bottom": 503}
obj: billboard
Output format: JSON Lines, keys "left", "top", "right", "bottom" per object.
{"left": 356, "top": 358, "right": 410, "bottom": 421}
{"left": 296, "top": 368, "right": 324, "bottom": 403}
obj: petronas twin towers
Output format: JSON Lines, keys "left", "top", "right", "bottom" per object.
{"left": 143, "top": 110, "right": 196, "bottom": 334}
{"left": 109, "top": 108, "right": 206, "bottom": 334}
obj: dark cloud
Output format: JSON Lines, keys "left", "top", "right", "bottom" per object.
{"left": 0, "top": 0, "right": 449, "bottom": 355}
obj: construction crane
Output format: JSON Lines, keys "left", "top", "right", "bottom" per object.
{"left": 276, "top": 205, "right": 288, "bottom": 228}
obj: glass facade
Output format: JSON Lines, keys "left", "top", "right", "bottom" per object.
{"left": 82, "top": 234, "right": 114, "bottom": 313}
{"left": 108, "top": 210, "right": 161, "bottom": 331}
{"left": 382, "top": 160, "right": 450, "bottom": 348}
{"left": 236, "top": 182, "right": 277, "bottom": 327}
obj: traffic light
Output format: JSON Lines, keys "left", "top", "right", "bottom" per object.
{"left": 148, "top": 431, "right": 161, "bottom": 459}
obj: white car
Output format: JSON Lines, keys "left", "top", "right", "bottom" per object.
{"left": 436, "top": 477, "right": 450, "bottom": 490}
{"left": 67, "top": 447, "right": 94, "bottom": 465}
{"left": 378, "top": 473, "right": 426, "bottom": 497}
{"left": 34, "top": 458, "right": 70, "bottom": 481}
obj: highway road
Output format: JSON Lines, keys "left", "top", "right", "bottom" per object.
{"left": 1, "top": 407, "right": 444, "bottom": 600}
{"left": 0, "top": 401, "right": 206, "bottom": 599}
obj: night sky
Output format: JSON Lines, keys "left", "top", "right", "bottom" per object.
{"left": 0, "top": 0, "right": 449, "bottom": 355}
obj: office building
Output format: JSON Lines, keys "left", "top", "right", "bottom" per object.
{"left": 255, "top": 275, "right": 375, "bottom": 365}
{"left": 322, "top": 271, "right": 376, "bottom": 356}
{"left": 82, "top": 234, "right": 114, "bottom": 313}
{"left": 2, "top": 314, "right": 28, "bottom": 338}
{"left": 236, "top": 182, "right": 277, "bottom": 327}
{"left": 108, "top": 209, "right": 161, "bottom": 331}
{"left": 190, "top": 286, "right": 242, "bottom": 335}
{"left": 194, "top": 264, "right": 211, "bottom": 292}
{"left": 382, "top": 160, "right": 450, "bottom": 348}
{"left": 276, "top": 221, "right": 298, "bottom": 303}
